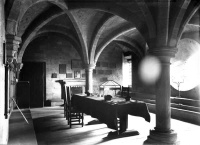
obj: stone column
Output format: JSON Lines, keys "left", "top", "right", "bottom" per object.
{"left": 5, "top": 34, "right": 21, "bottom": 116}
{"left": 145, "top": 47, "right": 179, "bottom": 145}
{"left": 85, "top": 64, "right": 95, "bottom": 94}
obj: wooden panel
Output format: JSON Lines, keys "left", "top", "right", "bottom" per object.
{"left": 16, "top": 81, "right": 30, "bottom": 108}
{"left": 19, "top": 62, "right": 45, "bottom": 108}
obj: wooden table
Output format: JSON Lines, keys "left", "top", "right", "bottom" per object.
{"left": 71, "top": 94, "right": 150, "bottom": 133}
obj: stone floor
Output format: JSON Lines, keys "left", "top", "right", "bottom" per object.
{"left": 8, "top": 109, "right": 37, "bottom": 145}
{"left": 8, "top": 106, "right": 200, "bottom": 145}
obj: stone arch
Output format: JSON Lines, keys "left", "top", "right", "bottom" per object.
{"left": 18, "top": 9, "right": 88, "bottom": 66}
{"left": 18, "top": 11, "right": 65, "bottom": 62}
{"left": 18, "top": 5, "right": 62, "bottom": 38}
{"left": 168, "top": 0, "right": 191, "bottom": 47}
{"left": 68, "top": 4, "right": 155, "bottom": 65}
{"left": 177, "top": 1, "right": 200, "bottom": 43}
{"left": 94, "top": 27, "right": 136, "bottom": 63}
{"left": 6, "top": 0, "right": 68, "bottom": 35}
{"left": 90, "top": 15, "right": 128, "bottom": 64}
{"left": 68, "top": 2, "right": 151, "bottom": 45}
{"left": 181, "top": 31, "right": 200, "bottom": 44}
{"left": 89, "top": 13, "right": 113, "bottom": 63}
{"left": 19, "top": 29, "right": 82, "bottom": 62}
{"left": 20, "top": 31, "right": 83, "bottom": 63}
{"left": 156, "top": 0, "right": 171, "bottom": 47}
{"left": 114, "top": 39, "right": 145, "bottom": 59}
{"left": 66, "top": 11, "right": 89, "bottom": 64}
{"left": 135, "top": 0, "right": 156, "bottom": 40}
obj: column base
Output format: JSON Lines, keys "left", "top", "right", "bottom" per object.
{"left": 143, "top": 129, "right": 180, "bottom": 145}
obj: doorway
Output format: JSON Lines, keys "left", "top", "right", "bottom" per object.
{"left": 19, "top": 62, "right": 46, "bottom": 108}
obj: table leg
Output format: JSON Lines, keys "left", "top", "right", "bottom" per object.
{"left": 119, "top": 114, "right": 128, "bottom": 133}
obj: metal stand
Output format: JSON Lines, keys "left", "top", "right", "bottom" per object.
{"left": 172, "top": 78, "right": 184, "bottom": 98}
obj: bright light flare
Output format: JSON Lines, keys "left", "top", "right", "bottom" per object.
{"left": 139, "top": 56, "right": 161, "bottom": 85}
{"left": 171, "top": 50, "right": 200, "bottom": 91}
{"left": 170, "top": 39, "right": 200, "bottom": 91}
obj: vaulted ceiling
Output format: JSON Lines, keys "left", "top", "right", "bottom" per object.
{"left": 5, "top": 0, "right": 200, "bottom": 65}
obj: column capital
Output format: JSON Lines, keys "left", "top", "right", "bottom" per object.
{"left": 85, "top": 64, "right": 96, "bottom": 70}
{"left": 148, "top": 46, "right": 178, "bottom": 58}
{"left": 6, "top": 34, "right": 21, "bottom": 48}
{"left": 7, "top": 59, "right": 18, "bottom": 72}
{"left": 15, "top": 62, "right": 23, "bottom": 71}
{"left": 6, "top": 34, "right": 21, "bottom": 63}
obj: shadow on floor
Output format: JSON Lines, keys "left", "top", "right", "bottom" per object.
{"left": 8, "top": 109, "right": 37, "bottom": 145}
{"left": 87, "top": 119, "right": 103, "bottom": 125}
{"left": 31, "top": 107, "right": 141, "bottom": 145}
{"left": 98, "top": 130, "right": 139, "bottom": 144}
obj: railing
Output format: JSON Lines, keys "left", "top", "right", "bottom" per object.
{"left": 130, "top": 92, "right": 200, "bottom": 125}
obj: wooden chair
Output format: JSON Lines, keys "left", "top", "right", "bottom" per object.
{"left": 121, "top": 86, "right": 131, "bottom": 101}
{"left": 65, "top": 86, "right": 84, "bottom": 128}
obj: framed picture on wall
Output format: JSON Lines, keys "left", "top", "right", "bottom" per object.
{"left": 66, "top": 73, "right": 73, "bottom": 78}
{"left": 82, "top": 73, "right": 85, "bottom": 78}
{"left": 59, "top": 64, "right": 66, "bottom": 74}
{"left": 74, "top": 70, "right": 81, "bottom": 78}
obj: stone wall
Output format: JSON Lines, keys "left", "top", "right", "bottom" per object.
{"left": 131, "top": 57, "right": 156, "bottom": 95}
{"left": 0, "top": 1, "right": 9, "bottom": 144}
{"left": 23, "top": 35, "right": 81, "bottom": 101}
{"left": 22, "top": 35, "right": 123, "bottom": 102}
{"left": 93, "top": 44, "right": 123, "bottom": 96}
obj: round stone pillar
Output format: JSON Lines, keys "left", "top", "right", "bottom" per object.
{"left": 145, "top": 47, "right": 179, "bottom": 145}
{"left": 85, "top": 64, "right": 95, "bottom": 94}
{"left": 155, "top": 56, "right": 171, "bottom": 132}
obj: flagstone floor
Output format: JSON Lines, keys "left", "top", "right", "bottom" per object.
{"left": 8, "top": 106, "right": 200, "bottom": 145}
